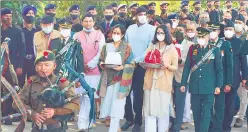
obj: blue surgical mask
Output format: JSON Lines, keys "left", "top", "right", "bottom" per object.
{"left": 83, "top": 27, "right": 93, "bottom": 33}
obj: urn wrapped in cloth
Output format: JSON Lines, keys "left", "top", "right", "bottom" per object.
{"left": 103, "top": 52, "right": 122, "bottom": 68}
{"left": 141, "top": 49, "right": 162, "bottom": 68}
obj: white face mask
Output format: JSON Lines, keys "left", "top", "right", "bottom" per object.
{"left": 60, "top": 29, "right": 71, "bottom": 38}
{"left": 224, "top": 30, "right": 234, "bottom": 38}
{"left": 234, "top": 24, "right": 243, "bottom": 32}
{"left": 197, "top": 38, "right": 206, "bottom": 46}
{"left": 138, "top": 15, "right": 147, "bottom": 24}
{"left": 172, "top": 22, "right": 178, "bottom": 29}
{"left": 187, "top": 32, "right": 195, "bottom": 38}
{"left": 42, "top": 25, "right": 54, "bottom": 34}
{"left": 112, "top": 34, "right": 122, "bottom": 42}
{"left": 157, "top": 34, "right": 165, "bottom": 41}
{"left": 210, "top": 31, "right": 218, "bottom": 40}
{"left": 83, "top": 27, "right": 93, "bottom": 33}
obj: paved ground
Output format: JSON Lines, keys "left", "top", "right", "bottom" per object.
{"left": 2, "top": 117, "right": 247, "bottom": 132}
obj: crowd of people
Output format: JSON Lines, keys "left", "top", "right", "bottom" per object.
{"left": 1, "top": 0, "right": 248, "bottom": 132}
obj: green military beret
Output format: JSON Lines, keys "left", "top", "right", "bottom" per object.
{"left": 196, "top": 27, "right": 212, "bottom": 37}
{"left": 207, "top": 21, "right": 220, "bottom": 30}
{"left": 35, "top": 50, "right": 56, "bottom": 65}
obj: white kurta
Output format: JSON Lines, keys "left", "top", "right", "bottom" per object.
{"left": 76, "top": 75, "right": 101, "bottom": 130}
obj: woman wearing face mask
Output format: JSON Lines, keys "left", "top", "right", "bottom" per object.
{"left": 143, "top": 25, "right": 178, "bottom": 132}
{"left": 74, "top": 13, "right": 105, "bottom": 131}
{"left": 33, "top": 15, "right": 61, "bottom": 56}
{"left": 99, "top": 25, "right": 135, "bottom": 132}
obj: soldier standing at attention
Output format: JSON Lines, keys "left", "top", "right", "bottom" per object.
{"left": 159, "top": 2, "right": 169, "bottom": 20}
{"left": 67, "top": 4, "right": 82, "bottom": 34}
{"left": 20, "top": 5, "right": 39, "bottom": 88}
{"left": 207, "top": 22, "right": 233, "bottom": 132}
{"left": 180, "top": 27, "right": 223, "bottom": 132}
{"left": 33, "top": 15, "right": 61, "bottom": 56}
{"left": 13, "top": 50, "right": 79, "bottom": 132}
{"left": 222, "top": 20, "right": 248, "bottom": 132}
{"left": 128, "top": 3, "right": 139, "bottom": 24}
{"left": 44, "top": 3, "right": 60, "bottom": 30}
{"left": 1, "top": 8, "right": 26, "bottom": 125}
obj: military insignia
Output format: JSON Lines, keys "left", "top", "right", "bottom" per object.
{"left": 193, "top": 49, "right": 197, "bottom": 55}
{"left": 43, "top": 51, "right": 49, "bottom": 58}
{"left": 230, "top": 48, "right": 233, "bottom": 52}
{"left": 60, "top": 77, "right": 67, "bottom": 83}
{"left": 81, "top": 50, "right": 83, "bottom": 54}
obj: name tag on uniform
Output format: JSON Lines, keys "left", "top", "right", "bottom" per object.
{"left": 209, "top": 54, "right": 215, "bottom": 59}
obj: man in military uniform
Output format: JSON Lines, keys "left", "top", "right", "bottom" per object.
{"left": 234, "top": 14, "right": 247, "bottom": 42}
{"left": 85, "top": 5, "right": 102, "bottom": 30}
{"left": 214, "top": 0, "right": 223, "bottom": 22}
{"left": 128, "top": 3, "right": 139, "bottom": 24}
{"left": 147, "top": 2, "right": 161, "bottom": 26}
{"left": 207, "top": 22, "right": 233, "bottom": 132}
{"left": 222, "top": 20, "right": 248, "bottom": 132}
{"left": 44, "top": 3, "right": 60, "bottom": 30}
{"left": 180, "top": 27, "right": 223, "bottom": 132}
{"left": 192, "top": 1, "right": 201, "bottom": 24}
{"left": 1, "top": 8, "right": 26, "bottom": 125}
{"left": 225, "top": 1, "right": 238, "bottom": 22}
{"left": 13, "top": 50, "right": 79, "bottom": 132}
{"left": 116, "top": 4, "right": 134, "bottom": 29}
{"left": 205, "top": 0, "right": 220, "bottom": 23}
{"left": 178, "top": 2, "right": 195, "bottom": 24}
{"left": 49, "top": 18, "right": 84, "bottom": 81}
{"left": 159, "top": 2, "right": 169, "bottom": 20}
{"left": 20, "top": 5, "right": 39, "bottom": 88}
{"left": 33, "top": 15, "right": 61, "bottom": 56}
{"left": 67, "top": 4, "right": 82, "bottom": 34}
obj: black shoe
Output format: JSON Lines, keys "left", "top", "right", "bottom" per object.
{"left": 121, "top": 121, "right": 134, "bottom": 131}
{"left": 132, "top": 124, "right": 141, "bottom": 132}
{"left": 234, "top": 118, "right": 243, "bottom": 128}
{"left": 2, "top": 118, "right": 12, "bottom": 125}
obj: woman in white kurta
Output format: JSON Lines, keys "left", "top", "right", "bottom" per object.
{"left": 143, "top": 25, "right": 178, "bottom": 132}
{"left": 98, "top": 25, "right": 135, "bottom": 132}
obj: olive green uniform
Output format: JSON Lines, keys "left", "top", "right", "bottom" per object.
{"left": 13, "top": 75, "right": 79, "bottom": 132}
{"left": 181, "top": 44, "right": 223, "bottom": 132}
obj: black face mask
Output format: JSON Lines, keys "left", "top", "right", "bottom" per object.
{"left": 24, "top": 16, "right": 35, "bottom": 24}
{"left": 195, "top": 7, "right": 200, "bottom": 11}
{"left": 105, "top": 15, "right": 113, "bottom": 21}
{"left": 47, "top": 12, "right": 56, "bottom": 17}
{"left": 70, "top": 14, "right": 79, "bottom": 20}
{"left": 215, "top": 5, "right": 220, "bottom": 9}
{"left": 207, "top": 4, "right": 212, "bottom": 8}
{"left": 227, "top": 5, "right": 232, "bottom": 9}
{"left": 161, "top": 9, "right": 167, "bottom": 13}
{"left": 182, "top": 8, "right": 188, "bottom": 13}
{"left": 148, "top": 9, "right": 155, "bottom": 15}
{"left": 240, "top": 2, "right": 245, "bottom": 6}
{"left": 118, "top": 12, "right": 126, "bottom": 18}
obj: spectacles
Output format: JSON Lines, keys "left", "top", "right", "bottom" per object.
{"left": 156, "top": 32, "right": 165, "bottom": 35}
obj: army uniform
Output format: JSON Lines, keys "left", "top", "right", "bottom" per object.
{"left": 13, "top": 50, "right": 79, "bottom": 132}
{"left": 116, "top": 4, "right": 133, "bottom": 29}
{"left": 49, "top": 18, "right": 84, "bottom": 81}
{"left": 44, "top": 4, "right": 60, "bottom": 30}
{"left": 1, "top": 8, "right": 26, "bottom": 125}
{"left": 181, "top": 27, "right": 223, "bottom": 132}
{"left": 207, "top": 22, "right": 233, "bottom": 132}
{"left": 222, "top": 20, "right": 248, "bottom": 132}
